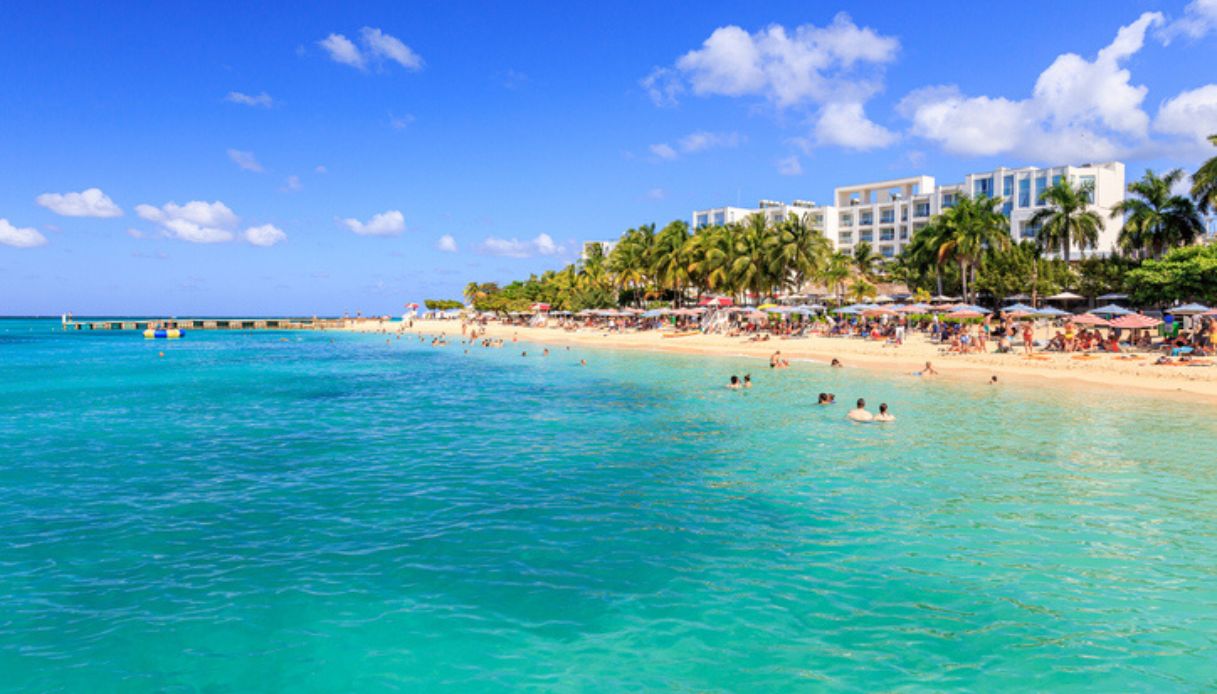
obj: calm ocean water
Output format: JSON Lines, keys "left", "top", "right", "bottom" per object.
{"left": 2, "top": 318, "right": 1217, "bottom": 691}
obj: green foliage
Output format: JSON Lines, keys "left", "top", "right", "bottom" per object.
{"left": 1112, "top": 169, "right": 1206, "bottom": 259}
{"left": 1125, "top": 244, "right": 1217, "bottom": 306}
{"left": 423, "top": 299, "right": 464, "bottom": 311}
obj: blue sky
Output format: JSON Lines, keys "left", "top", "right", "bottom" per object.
{"left": 2, "top": 1, "right": 1216, "bottom": 315}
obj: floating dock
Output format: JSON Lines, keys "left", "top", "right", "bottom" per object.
{"left": 61, "top": 317, "right": 350, "bottom": 331}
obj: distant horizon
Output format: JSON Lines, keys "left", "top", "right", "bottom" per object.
{"left": 3, "top": 1, "right": 1216, "bottom": 315}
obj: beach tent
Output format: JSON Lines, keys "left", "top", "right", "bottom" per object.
{"left": 1168, "top": 303, "right": 1211, "bottom": 315}
{"left": 1035, "top": 307, "right": 1071, "bottom": 317}
{"left": 1045, "top": 291, "right": 1085, "bottom": 302}
{"left": 1088, "top": 303, "right": 1132, "bottom": 316}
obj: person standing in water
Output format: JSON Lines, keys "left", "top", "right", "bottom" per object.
{"left": 847, "top": 398, "right": 873, "bottom": 422}
{"left": 873, "top": 403, "right": 895, "bottom": 422}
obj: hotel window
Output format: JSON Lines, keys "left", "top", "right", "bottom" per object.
{"left": 879, "top": 228, "right": 895, "bottom": 241}
{"left": 860, "top": 212, "right": 874, "bottom": 225}
{"left": 880, "top": 245, "right": 895, "bottom": 258}
{"left": 901, "top": 207, "right": 909, "bottom": 222}
{"left": 973, "top": 177, "right": 993, "bottom": 197}
{"left": 942, "top": 193, "right": 956, "bottom": 208}
{"left": 1018, "top": 179, "right": 1030, "bottom": 207}
{"left": 1002, "top": 201, "right": 1013, "bottom": 217}
{"left": 696, "top": 214, "right": 708, "bottom": 228}
{"left": 840, "top": 213, "right": 853, "bottom": 226}
{"left": 1003, "top": 175, "right": 1014, "bottom": 197}
{"left": 1021, "top": 223, "right": 1038, "bottom": 239}
{"left": 1052, "top": 174, "right": 1063, "bottom": 186}
{"left": 713, "top": 212, "right": 725, "bottom": 225}
{"left": 880, "top": 210, "right": 895, "bottom": 224}
{"left": 1079, "top": 175, "right": 1096, "bottom": 202}
{"left": 838, "top": 232, "right": 852, "bottom": 244}
{"left": 914, "top": 202, "right": 931, "bottom": 217}
{"left": 1035, "top": 176, "right": 1047, "bottom": 204}
{"left": 899, "top": 227, "right": 909, "bottom": 240}
{"left": 860, "top": 231, "right": 874, "bottom": 242}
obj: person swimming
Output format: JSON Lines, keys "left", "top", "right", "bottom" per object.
{"left": 817, "top": 392, "right": 835, "bottom": 405}
{"left": 579, "top": 359, "right": 587, "bottom": 366}
{"left": 830, "top": 358, "right": 842, "bottom": 368}
{"left": 847, "top": 398, "right": 873, "bottom": 422}
{"left": 743, "top": 374, "right": 752, "bottom": 388}
{"left": 873, "top": 403, "right": 895, "bottom": 422}
{"left": 915, "top": 361, "right": 939, "bottom": 377}
{"left": 989, "top": 375, "right": 999, "bottom": 385}
{"left": 728, "top": 375, "right": 741, "bottom": 390}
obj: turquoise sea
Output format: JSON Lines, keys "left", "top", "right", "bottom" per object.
{"left": 3, "top": 318, "right": 1217, "bottom": 692}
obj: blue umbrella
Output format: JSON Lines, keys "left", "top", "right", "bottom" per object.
{"left": 1088, "top": 303, "right": 1132, "bottom": 316}
{"left": 1002, "top": 302, "right": 1037, "bottom": 313}
{"left": 1036, "top": 307, "right": 1071, "bottom": 317}
{"left": 1169, "top": 303, "right": 1212, "bottom": 315}
{"left": 951, "top": 304, "right": 992, "bottom": 314}
{"left": 833, "top": 306, "right": 861, "bottom": 315}
{"left": 641, "top": 309, "right": 666, "bottom": 318}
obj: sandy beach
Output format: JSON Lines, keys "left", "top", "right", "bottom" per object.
{"left": 346, "top": 318, "right": 1217, "bottom": 402}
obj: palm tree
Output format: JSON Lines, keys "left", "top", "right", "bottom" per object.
{"left": 730, "top": 214, "right": 775, "bottom": 303}
{"left": 823, "top": 251, "right": 852, "bottom": 305}
{"left": 934, "top": 194, "right": 1010, "bottom": 303}
{"left": 1028, "top": 178, "right": 1103, "bottom": 263}
{"left": 463, "top": 281, "right": 482, "bottom": 303}
{"left": 770, "top": 212, "right": 830, "bottom": 295}
{"left": 653, "top": 220, "right": 691, "bottom": 305}
{"left": 1190, "top": 134, "right": 1217, "bottom": 215}
{"left": 687, "top": 224, "right": 739, "bottom": 297}
{"left": 851, "top": 242, "right": 882, "bottom": 282}
{"left": 1112, "top": 169, "right": 1206, "bottom": 259}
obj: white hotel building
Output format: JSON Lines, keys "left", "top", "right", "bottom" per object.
{"left": 692, "top": 162, "right": 1126, "bottom": 260}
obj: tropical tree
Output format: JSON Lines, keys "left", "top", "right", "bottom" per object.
{"left": 823, "top": 251, "right": 852, "bottom": 305}
{"left": 932, "top": 194, "right": 1010, "bottom": 303}
{"left": 1192, "top": 134, "right": 1217, "bottom": 214}
{"left": 851, "top": 241, "right": 882, "bottom": 282}
{"left": 770, "top": 212, "right": 830, "bottom": 294}
{"left": 1111, "top": 169, "right": 1205, "bottom": 259}
{"left": 652, "top": 220, "right": 691, "bottom": 305}
{"left": 1028, "top": 178, "right": 1103, "bottom": 262}
{"left": 731, "top": 214, "right": 776, "bottom": 301}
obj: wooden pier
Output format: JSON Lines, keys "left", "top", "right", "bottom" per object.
{"left": 61, "top": 317, "right": 350, "bottom": 331}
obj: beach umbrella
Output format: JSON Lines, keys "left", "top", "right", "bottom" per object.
{"left": 862, "top": 308, "right": 897, "bottom": 317}
{"left": 833, "top": 306, "right": 861, "bottom": 315}
{"left": 1168, "top": 303, "right": 1211, "bottom": 315}
{"left": 1002, "top": 302, "right": 1037, "bottom": 313}
{"left": 873, "top": 294, "right": 895, "bottom": 304}
{"left": 1088, "top": 303, "right": 1132, "bottom": 316}
{"left": 1108, "top": 314, "right": 1162, "bottom": 329}
{"left": 698, "top": 296, "right": 733, "bottom": 307}
{"left": 1071, "top": 313, "right": 1110, "bottom": 327}
{"left": 405, "top": 303, "right": 419, "bottom": 309}
{"left": 1035, "top": 306, "right": 1071, "bottom": 317}
{"left": 945, "top": 310, "right": 983, "bottom": 319}
{"left": 530, "top": 303, "right": 551, "bottom": 312}
{"left": 757, "top": 302, "right": 780, "bottom": 311}
{"left": 951, "top": 304, "right": 992, "bottom": 314}
{"left": 1045, "top": 291, "right": 1084, "bottom": 302}
{"left": 1004, "top": 293, "right": 1031, "bottom": 302}
{"left": 1097, "top": 292, "right": 1129, "bottom": 301}
{"left": 641, "top": 309, "right": 665, "bottom": 318}
{"left": 800, "top": 303, "right": 826, "bottom": 312}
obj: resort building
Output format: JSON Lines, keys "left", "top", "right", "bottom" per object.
{"left": 691, "top": 161, "right": 1126, "bottom": 261}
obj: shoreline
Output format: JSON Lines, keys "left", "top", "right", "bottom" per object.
{"left": 347, "top": 319, "right": 1217, "bottom": 403}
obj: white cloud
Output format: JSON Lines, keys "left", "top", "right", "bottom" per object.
{"left": 646, "top": 187, "right": 668, "bottom": 200}
{"left": 227, "top": 148, "right": 264, "bottom": 172}
{"left": 315, "top": 164, "right": 328, "bottom": 174}
{"left": 280, "top": 175, "right": 302, "bottom": 192}
{"left": 390, "top": 113, "right": 415, "bottom": 129}
{"left": 1159, "top": 0, "right": 1217, "bottom": 42}
{"left": 479, "top": 233, "right": 564, "bottom": 258}
{"left": 646, "top": 14, "right": 898, "bottom": 150}
{"left": 360, "top": 27, "right": 423, "bottom": 70}
{"left": 640, "top": 67, "right": 683, "bottom": 107}
{"left": 35, "top": 188, "right": 123, "bottom": 218}
{"left": 341, "top": 210, "right": 406, "bottom": 236}
{"left": 649, "top": 143, "right": 678, "bottom": 160}
{"left": 244, "top": 224, "right": 287, "bottom": 247}
{"left": 777, "top": 155, "right": 802, "bottom": 176}
{"left": 814, "top": 101, "right": 898, "bottom": 149}
{"left": 135, "top": 200, "right": 239, "bottom": 244}
{"left": 225, "top": 91, "right": 274, "bottom": 108}
{"left": 1155, "top": 84, "right": 1217, "bottom": 142}
{"left": 0, "top": 218, "right": 47, "bottom": 248}
{"left": 127, "top": 228, "right": 144, "bottom": 239}
{"left": 319, "top": 28, "right": 422, "bottom": 72}
{"left": 650, "top": 131, "right": 741, "bottom": 161}
{"left": 436, "top": 234, "right": 458, "bottom": 252}
{"left": 678, "top": 130, "right": 741, "bottom": 153}
{"left": 899, "top": 12, "right": 1164, "bottom": 160}
{"left": 319, "top": 33, "right": 365, "bottom": 69}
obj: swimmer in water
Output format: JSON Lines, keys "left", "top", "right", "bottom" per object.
{"left": 579, "top": 359, "right": 587, "bottom": 366}
{"left": 743, "top": 374, "right": 752, "bottom": 388}
{"left": 830, "top": 358, "right": 842, "bottom": 368}
{"left": 873, "top": 403, "right": 895, "bottom": 422}
{"left": 728, "top": 375, "right": 741, "bottom": 390}
{"left": 847, "top": 398, "right": 873, "bottom": 422}
{"left": 543, "top": 348, "right": 549, "bottom": 356}
{"left": 918, "top": 361, "right": 939, "bottom": 376}
{"left": 817, "top": 392, "right": 834, "bottom": 405}
{"left": 989, "top": 375, "right": 998, "bottom": 385}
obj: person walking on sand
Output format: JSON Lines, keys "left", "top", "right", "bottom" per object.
{"left": 1022, "top": 323, "right": 1034, "bottom": 355}
{"left": 847, "top": 398, "right": 873, "bottom": 422}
